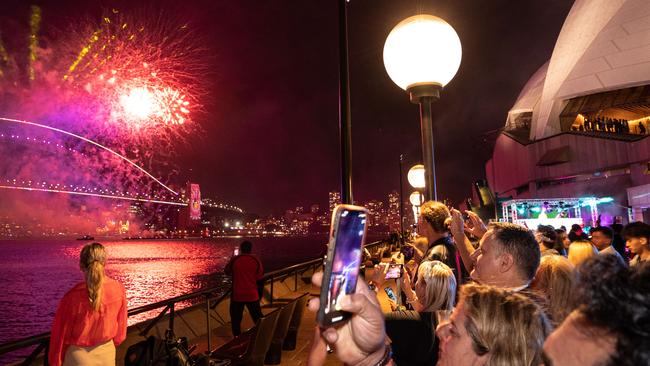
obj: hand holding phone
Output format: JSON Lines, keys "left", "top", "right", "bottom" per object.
{"left": 317, "top": 204, "right": 368, "bottom": 326}
{"left": 384, "top": 264, "right": 403, "bottom": 279}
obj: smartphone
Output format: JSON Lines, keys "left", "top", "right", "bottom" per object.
{"left": 233, "top": 248, "right": 239, "bottom": 256}
{"left": 384, "top": 287, "right": 398, "bottom": 303}
{"left": 317, "top": 204, "right": 368, "bottom": 326}
{"left": 385, "top": 263, "right": 403, "bottom": 279}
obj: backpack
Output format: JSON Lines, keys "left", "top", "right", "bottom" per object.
{"left": 124, "top": 336, "right": 168, "bottom": 366}
{"left": 125, "top": 330, "right": 226, "bottom": 366}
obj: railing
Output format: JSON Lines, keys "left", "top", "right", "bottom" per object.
{"left": 0, "top": 239, "right": 387, "bottom": 365}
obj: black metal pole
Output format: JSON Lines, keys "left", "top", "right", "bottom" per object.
{"left": 409, "top": 84, "right": 440, "bottom": 202}
{"left": 338, "top": 0, "right": 353, "bottom": 204}
{"left": 399, "top": 154, "right": 404, "bottom": 242}
{"left": 419, "top": 99, "right": 437, "bottom": 201}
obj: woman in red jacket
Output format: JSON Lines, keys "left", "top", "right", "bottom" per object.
{"left": 49, "top": 243, "right": 127, "bottom": 366}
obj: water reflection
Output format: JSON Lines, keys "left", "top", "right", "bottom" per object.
{"left": 0, "top": 236, "right": 327, "bottom": 347}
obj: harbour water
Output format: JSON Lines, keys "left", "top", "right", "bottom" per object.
{"left": 0, "top": 236, "right": 329, "bottom": 346}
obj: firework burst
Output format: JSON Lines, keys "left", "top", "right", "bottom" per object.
{"left": 0, "top": 6, "right": 209, "bottom": 155}
{"left": 58, "top": 8, "right": 207, "bottom": 138}
{"left": 0, "top": 5, "right": 211, "bottom": 212}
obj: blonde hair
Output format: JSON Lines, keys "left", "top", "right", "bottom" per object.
{"left": 417, "top": 260, "right": 456, "bottom": 312}
{"left": 419, "top": 201, "right": 451, "bottom": 233}
{"left": 531, "top": 255, "right": 575, "bottom": 325}
{"left": 79, "top": 243, "right": 107, "bottom": 311}
{"left": 460, "top": 284, "right": 551, "bottom": 366}
{"left": 567, "top": 240, "right": 598, "bottom": 267}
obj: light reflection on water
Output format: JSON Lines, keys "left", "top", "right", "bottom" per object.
{"left": 0, "top": 236, "right": 327, "bottom": 348}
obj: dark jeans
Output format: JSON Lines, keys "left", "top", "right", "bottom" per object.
{"left": 230, "top": 300, "right": 263, "bottom": 336}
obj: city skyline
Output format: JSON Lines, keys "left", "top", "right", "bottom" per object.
{"left": 0, "top": 0, "right": 575, "bottom": 218}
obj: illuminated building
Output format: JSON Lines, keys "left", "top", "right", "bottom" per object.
{"left": 328, "top": 191, "right": 341, "bottom": 217}
{"left": 486, "top": 0, "right": 650, "bottom": 225}
{"left": 387, "top": 191, "right": 401, "bottom": 232}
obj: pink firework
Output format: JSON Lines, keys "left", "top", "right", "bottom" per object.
{"left": 58, "top": 8, "right": 208, "bottom": 138}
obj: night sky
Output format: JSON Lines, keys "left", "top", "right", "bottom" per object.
{"left": 1, "top": 0, "right": 575, "bottom": 215}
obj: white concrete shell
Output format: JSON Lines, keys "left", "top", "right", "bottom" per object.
{"left": 505, "top": 61, "right": 548, "bottom": 130}
{"left": 527, "top": 0, "right": 650, "bottom": 140}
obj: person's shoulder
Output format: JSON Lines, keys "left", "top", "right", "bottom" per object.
{"left": 104, "top": 277, "right": 126, "bottom": 293}
{"left": 68, "top": 281, "right": 86, "bottom": 294}
{"left": 385, "top": 309, "right": 421, "bottom": 322}
{"left": 60, "top": 282, "right": 87, "bottom": 303}
{"left": 236, "top": 254, "right": 260, "bottom": 265}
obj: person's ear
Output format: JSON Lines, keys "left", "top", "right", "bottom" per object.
{"left": 640, "top": 237, "right": 648, "bottom": 246}
{"left": 498, "top": 252, "right": 514, "bottom": 273}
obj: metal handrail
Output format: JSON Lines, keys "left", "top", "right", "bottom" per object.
{"left": 0, "top": 238, "right": 388, "bottom": 364}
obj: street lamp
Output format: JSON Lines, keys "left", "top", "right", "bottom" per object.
{"left": 384, "top": 15, "right": 462, "bottom": 201}
{"left": 409, "top": 190, "right": 424, "bottom": 227}
{"left": 407, "top": 164, "right": 426, "bottom": 189}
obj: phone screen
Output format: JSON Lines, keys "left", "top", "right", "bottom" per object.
{"left": 384, "top": 287, "right": 397, "bottom": 302}
{"left": 385, "top": 264, "right": 402, "bottom": 279}
{"left": 319, "top": 206, "right": 367, "bottom": 325}
{"left": 233, "top": 248, "right": 239, "bottom": 256}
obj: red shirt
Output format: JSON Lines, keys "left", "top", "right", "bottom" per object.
{"left": 227, "top": 254, "right": 264, "bottom": 302}
{"left": 48, "top": 277, "right": 127, "bottom": 366}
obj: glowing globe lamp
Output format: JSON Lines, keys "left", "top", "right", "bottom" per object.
{"left": 407, "top": 164, "right": 426, "bottom": 189}
{"left": 383, "top": 15, "right": 462, "bottom": 91}
{"left": 409, "top": 191, "right": 424, "bottom": 206}
{"left": 383, "top": 14, "right": 462, "bottom": 201}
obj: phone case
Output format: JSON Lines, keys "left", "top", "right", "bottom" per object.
{"left": 317, "top": 204, "right": 368, "bottom": 327}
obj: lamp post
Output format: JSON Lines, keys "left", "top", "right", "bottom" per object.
{"left": 384, "top": 15, "right": 462, "bottom": 201}
{"left": 399, "top": 154, "right": 405, "bottom": 241}
{"left": 410, "top": 190, "right": 424, "bottom": 229}
{"left": 408, "top": 164, "right": 425, "bottom": 230}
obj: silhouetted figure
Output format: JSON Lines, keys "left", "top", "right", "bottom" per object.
{"left": 639, "top": 122, "right": 646, "bottom": 135}
{"left": 597, "top": 118, "right": 605, "bottom": 131}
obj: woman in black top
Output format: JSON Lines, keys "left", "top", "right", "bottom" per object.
{"left": 385, "top": 260, "right": 456, "bottom": 366}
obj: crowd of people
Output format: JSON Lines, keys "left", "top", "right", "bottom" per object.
{"left": 572, "top": 115, "right": 648, "bottom": 135}
{"left": 308, "top": 200, "right": 650, "bottom": 366}
{"left": 46, "top": 202, "right": 650, "bottom": 366}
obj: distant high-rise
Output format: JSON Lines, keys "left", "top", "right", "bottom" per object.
{"left": 329, "top": 191, "right": 341, "bottom": 216}
{"left": 365, "top": 200, "right": 384, "bottom": 227}
{"left": 387, "top": 191, "right": 400, "bottom": 232}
